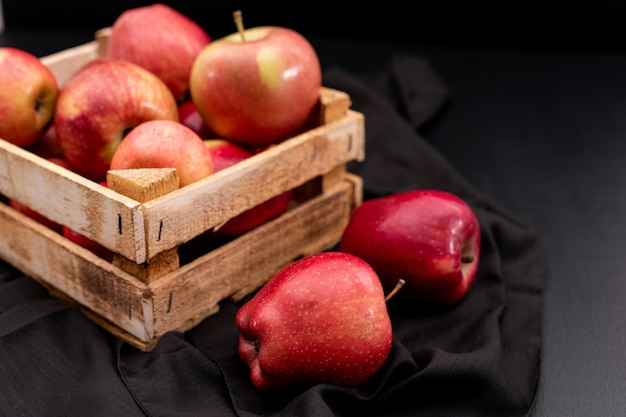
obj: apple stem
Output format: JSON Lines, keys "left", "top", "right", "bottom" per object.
{"left": 233, "top": 10, "right": 246, "bottom": 42}
{"left": 385, "top": 279, "right": 406, "bottom": 302}
{"left": 462, "top": 255, "right": 475, "bottom": 263}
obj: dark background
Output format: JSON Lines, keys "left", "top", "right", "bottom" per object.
{"left": 3, "top": 2, "right": 626, "bottom": 417}
{"left": 3, "top": 0, "right": 626, "bottom": 52}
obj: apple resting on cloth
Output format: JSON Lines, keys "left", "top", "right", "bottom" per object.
{"left": 54, "top": 58, "right": 179, "bottom": 182}
{"left": 236, "top": 251, "right": 393, "bottom": 392}
{"left": 203, "top": 139, "right": 292, "bottom": 240}
{"left": 0, "top": 47, "right": 59, "bottom": 147}
{"left": 189, "top": 11, "right": 322, "bottom": 147}
{"left": 340, "top": 189, "right": 481, "bottom": 306}
{"left": 110, "top": 120, "right": 213, "bottom": 187}
{"left": 107, "top": 3, "right": 211, "bottom": 102}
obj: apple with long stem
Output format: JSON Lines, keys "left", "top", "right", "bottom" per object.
{"left": 189, "top": 10, "right": 322, "bottom": 147}
{"left": 340, "top": 189, "right": 481, "bottom": 306}
{"left": 236, "top": 251, "right": 396, "bottom": 392}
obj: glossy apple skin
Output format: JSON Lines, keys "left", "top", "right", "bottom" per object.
{"left": 0, "top": 47, "right": 59, "bottom": 147}
{"left": 190, "top": 26, "right": 321, "bottom": 147}
{"left": 107, "top": 3, "right": 211, "bottom": 102}
{"left": 26, "top": 124, "right": 64, "bottom": 159}
{"left": 178, "top": 100, "right": 214, "bottom": 139}
{"left": 203, "top": 139, "right": 292, "bottom": 240}
{"left": 203, "top": 139, "right": 253, "bottom": 172}
{"left": 54, "top": 58, "right": 179, "bottom": 182}
{"left": 215, "top": 190, "right": 293, "bottom": 240}
{"left": 340, "top": 189, "right": 481, "bottom": 306}
{"left": 110, "top": 120, "right": 213, "bottom": 187}
{"left": 236, "top": 251, "right": 393, "bottom": 392}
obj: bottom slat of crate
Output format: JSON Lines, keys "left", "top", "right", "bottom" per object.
{"left": 0, "top": 174, "right": 362, "bottom": 351}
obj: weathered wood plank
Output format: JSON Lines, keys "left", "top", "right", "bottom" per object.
{"left": 0, "top": 176, "right": 360, "bottom": 349}
{"left": 0, "top": 27, "right": 366, "bottom": 351}
{"left": 0, "top": 202, "right": 153, "bottom": 341}
{"left": 147, "top": 178, "right": 359, "bottom": 338}
{"left": 0, "top": 140, "right": 146, "bottom": 261}
{"left": 141, "top": 111, "right": 364, "bottom": 259}
{"left": 41, "top": 40, "right": 101, "bottom": 86}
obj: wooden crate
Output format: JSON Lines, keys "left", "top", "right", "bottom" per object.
{"left": 0, "top": 29, "right": 365, "bottom": 351}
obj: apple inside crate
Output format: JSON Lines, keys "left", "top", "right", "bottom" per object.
{"left": 0, "top": 29, "right": 366, "bottom": 351}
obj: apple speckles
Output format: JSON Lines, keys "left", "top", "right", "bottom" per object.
{"left": 340, "top": 189, "right": 481, "bottom": 306}
{"left": 235, "top": 252, "right": 392, "bottom": 391}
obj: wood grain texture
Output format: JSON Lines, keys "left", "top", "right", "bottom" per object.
{"left": 0, "top": 29, "right": 365, "bottom": 350}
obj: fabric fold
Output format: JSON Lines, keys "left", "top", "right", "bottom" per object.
{"left": 0, "top": 53, "right": 547, "bottom": 417}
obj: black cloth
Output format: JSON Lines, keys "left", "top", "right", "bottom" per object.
{"left": 0, "top": 55, "right": 548, "bottom": 417}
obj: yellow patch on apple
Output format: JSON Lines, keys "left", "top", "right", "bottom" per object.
{"left": 256, "top": 47, "right": 286, "bottom": 91}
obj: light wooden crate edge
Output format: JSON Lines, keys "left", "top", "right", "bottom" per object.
{"left": 0, "top": 174, "right": 362, "bottom": 351}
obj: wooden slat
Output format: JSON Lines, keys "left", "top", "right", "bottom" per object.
{"left": 0, "top": 176, "right": 361, "bottom": 349}
{"left": 41, "top": 40, "right": 101, "bottom": 86}
{"left": 0, "top": 202, "right": 153, "bottom": 341}
{"left": 141, "top": 110, "right": 364, "bottom": 259}
{"left": 108, "top": 168, "right": 181, "bottom": 283}
{"left": 5, "top": 28, "right": 360, "bottom": 264}
{"left": 0, "top": 28, "right": 366, "bottom": 351}
{"left": 0, "top": 140, "right": 146, "bottom": 261}
{"left": 144, "top": 178, "right": 359, "bottom": 340}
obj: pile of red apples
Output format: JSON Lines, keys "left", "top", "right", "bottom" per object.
{"left": 0, "top": 4, "right": 482, "bottom": 394}
{"left": 0, "top": 4, "right": 320, "bottom": 256}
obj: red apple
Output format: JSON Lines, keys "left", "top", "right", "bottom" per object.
{"left": 110, "top": 119, "right": 213, "bottom": 187}
{"left": 8, "top": 157, "right": 75, "bottom": 232}
{"left": 216, "top": 191, "right": 293, "bottom": 240}
{"left": 236, "top": 251, "right": 393, "bottom": 392}
{"left": 189, "top": 11, "right": 322, "bottom": 147}
{"left": 178, "top": 100, "right": 214, "bottom": 139}
{"left": 26, "top": 124, "right": 64, "bottom": 159}
{"left": 107, "top": 3, "right": 211, "bottom": 102}
{"left": 340, "top": 189, "right": 481, "bottom": 306}
{"left": 203, "top": 139, "right": 292, "bottom": 240}
{"left": 54, "top": 58, "right": 179, "bottom": 182}
{"left": 203, "top": 138, "right": 253, "bottom": 172}
{"left": 0, "top": 47, "right": 59, "bottom": 147}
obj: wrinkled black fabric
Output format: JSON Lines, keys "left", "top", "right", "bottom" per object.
{"left": 0, "top": 54, "right": 547, "bottom": 417}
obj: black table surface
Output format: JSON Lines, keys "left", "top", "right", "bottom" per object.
{"left": 2, "top": 28, "right": 626, "bottom": 417}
